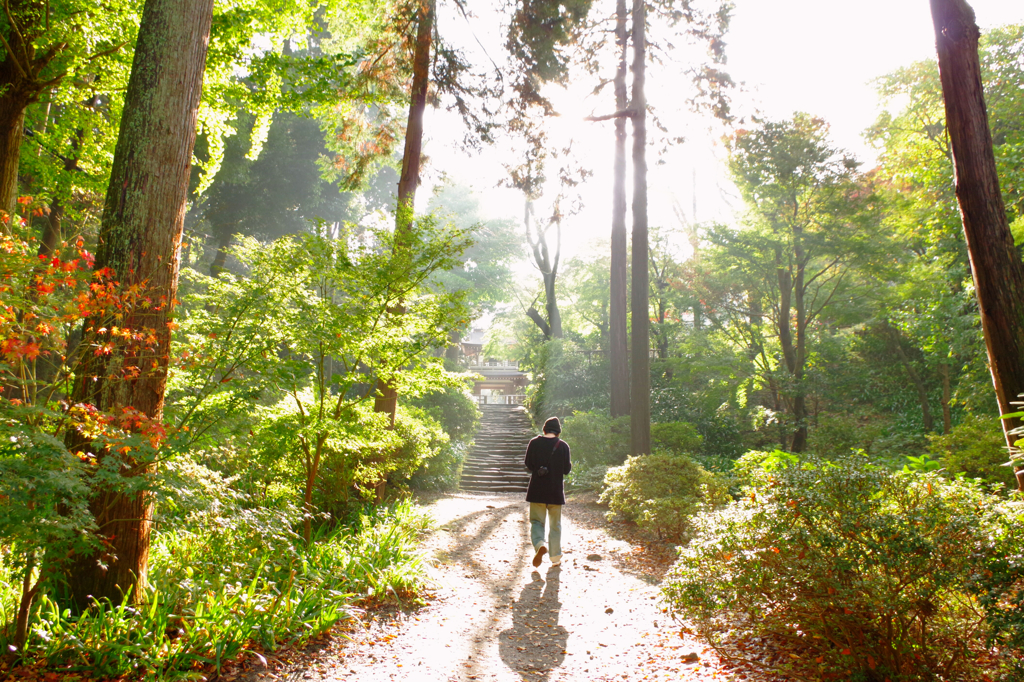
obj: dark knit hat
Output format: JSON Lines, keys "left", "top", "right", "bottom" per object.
{"left": 542, "top": 417, "right": 561, "bottom": 435}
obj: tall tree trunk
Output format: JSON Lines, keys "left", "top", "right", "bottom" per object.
{"left": 373, "top": 0, "right": 433, "bottom": 428}
{"left": 67, "top": 0, "right": 214, "bottom": 609}
{"left": 0, "top": 91, "right": 28, "bottom": 227}
{"left": 609, "top": 0, "right": 630, "bottom": 419}
{"left": 524, "top": 197, "right": 562, "bottom": 339}
{"left": 931, "top": 0, "right": 1024, "bottom": 490}
{"left": 1, "top": 2, "right": 43, "bottom": 226}
{"left": 774, "top": 248, "right": 803, "bottom": 451}
{"left": 790, "top": 234, "right": 808, "bottom": 452}
{"left": 629, "top": 0, "right": 650, "bottom": 456}
{"left": 544, "top": 271, "right": 562, "bottom": 339}
{"left": 37, "top": 197, "right": 64, "bottom": 259}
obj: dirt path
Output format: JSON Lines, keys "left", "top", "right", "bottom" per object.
{"left": 242, "top": 492, "right": 784, "bottom": 682}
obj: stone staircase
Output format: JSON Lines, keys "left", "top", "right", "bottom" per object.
{"left": 459, "top": 404, "right": 535, "bottom": 493}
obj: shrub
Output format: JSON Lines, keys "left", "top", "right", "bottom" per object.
{"left": 406, "top": 386, "right": 477, "bottom": 492}
{"left": 1, "top": 497, "right": 429, "bottom": 680}
{"left": 560, "top": 411, "right": 629, "bottom": 491}
{"left": 662, "top": 455, "right": 1014, "bottom": 680}
{"left": 929, "top": 413, "right": 1014, "bottom": 487}
{"left": 407, "top": 440, "right": 466, "bottom": 492}
{"left": 971, "top": 499, "right": 1024, "bottom": 679}
{"left": 407, "top": 385, "right": 480, "bottom": 446}
{"left": 651, "top": 421, "right": 703, "bottom": 455}
{"left": 524, "top": 340, "right": 609, "bottom": 422}
{"left": 600, "top": 453, "right": 728, "bottom": 542}
{"left": 560, "top": 411, "right": 629, "bottom": 467}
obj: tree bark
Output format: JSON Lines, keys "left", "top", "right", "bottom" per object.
{"left": 791, "top": 229, "right": 809, "bottom": 452}
{"left": 629, "top": 0, "right": 651, "bottom": 456}
{"left": 67, "top": 0, "right": 214, "bottom": 609}
{"left": 373, "top": 0, "right": 433, "bottom": 427}
{"left": 544, "top": 270, "right": 562, "bottom": 339}
{"left": 774, "top": 247, "right": 804, "bottom": 451}
{"left": 0, "top": 96, "right": 27, "bottom": 226}
{"left": 526, "top": 306, "right": 552, "bottom": 338}
{"left": 931, "top": 0, "right": 1024, "bottom": 489}
{"left": 0, "top": 4, "right": 31, "bottom": 224}
{"left": 609, "top": 0, "right": 630, "bottom": 419}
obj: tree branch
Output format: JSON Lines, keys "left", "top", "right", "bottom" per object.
{"left": 0, "top": 30, "right": 28, "bottom": 79}
{"left": 526, "top": 306, "right": 551, "bottom": 338}
{"left": 585, "top": 109, "right": 636, "bottom": 122}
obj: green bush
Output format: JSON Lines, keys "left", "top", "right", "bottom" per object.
{"left": 560, "top": 411, "right": 629, "bottom": 467}
{"left": 662, "top": 454, "right": 1016, "bottom": 680}
{"left": 560, "top": 411, "right": 629, "bottom": 491}
{"left": 651, "top": 421, "right": 703, "bottom": 454}
{"left": 524, "top": 339, "right": 609, "bottom": 423}
{"left": 1, "top": 498, "right": 429, "bottom": 680}
{"left": 407, "top": 385, "right": 480, "bottom": 447}
{"left": 600, "top": 453, "right": 728, "bottom": 542}
{"left": 929, "top": 413, "right": 1015, "bottom": 487}
{"left": 406, "top": 386, "right": 477, "bottom": 492}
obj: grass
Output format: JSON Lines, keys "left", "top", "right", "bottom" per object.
{"left": 0, "top": 499, "right": 431, "bottom": 681}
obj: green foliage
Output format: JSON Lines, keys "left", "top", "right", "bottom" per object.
{"left": 971, "top": 500, "right": 1024, "bottom": 678}
{"left": 426, "top": 184, "right": 524, "bottom": 316}
{"left": 600, "top": 454, "right": 728, "bottom": 542}
{"left": 522, "top": 339, "right": 609, "bottom": 423}
{"left": 561, "top": 411, "right": 629, "bottom": 466}
{"left": 170, "top": 217, "right": 471, "bottom": 538}
{"left": 1, "top": 497, "right": 429, "bottom": 679}
{"left": 406, "top": 386, "right": 479, "bottom": 492}
{"left": 663, "top": 455, "right": 1015, "bottom": 679}
{"left": 407, "top": 385, "right": 480, "bottom": 446}
{"left": 560, "top": 411, "right": 629, "bottom": 490}
{"left": 651, "top": 422, "right": 703, "bottom": 455}
{"left": 928, "top": 414, "right": 1015, "bottom": 487}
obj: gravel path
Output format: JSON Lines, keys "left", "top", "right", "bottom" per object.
{"left": 240, "top": 492, "right": 783, "bottom": 682}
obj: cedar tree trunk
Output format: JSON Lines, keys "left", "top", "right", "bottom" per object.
{"left": 931, "top": 0, "right": 1024, "bottom": 489}
{"left": 67, "top": 0, "right": 214, "bottom": 609}
{"left": 374, "top": 0, "right": 433, "bottom": 427}
{"left": 609, "top": 0, "right": 630, "bottom": 418}
{"left": 629, "top": 0, "right": 651, "bottom": 456}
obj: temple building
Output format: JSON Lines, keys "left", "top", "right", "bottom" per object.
{"left": 460, "top": 328, "right": 529, "bottom": 404}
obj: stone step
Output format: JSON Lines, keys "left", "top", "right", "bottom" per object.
{"left": 461, "top": 483, "right": 528, "bottom": 490}
{"left": 460, "top": 405, "right": 537, "bottom": 493}
{"left": 460, "top": 475, "right": 530, "bottom": 485}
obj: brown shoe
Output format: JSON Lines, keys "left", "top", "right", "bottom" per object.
{"left": 532, "top": 546, "right": 547, "bottom": 567}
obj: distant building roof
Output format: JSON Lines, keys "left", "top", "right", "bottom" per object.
{"left": 476, "top": 369, "right": 527, "bottom": 379}
{"left": 464, "top": 328, "right": 486, "bottom": 345}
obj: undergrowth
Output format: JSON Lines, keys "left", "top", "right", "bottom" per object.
{"left": 0, "top": 500, "right": 430, "bottom": 681}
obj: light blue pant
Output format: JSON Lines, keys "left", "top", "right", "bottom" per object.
{"left": 529, "top": 503, "right": 562, "bottom": 558}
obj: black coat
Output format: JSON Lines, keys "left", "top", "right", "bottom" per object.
{"left": 524, "top": 436, "right": 572, "bottom": 505}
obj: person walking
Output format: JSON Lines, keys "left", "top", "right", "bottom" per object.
{"left": 524, "top": 417, "right": 572, "bottom": 567}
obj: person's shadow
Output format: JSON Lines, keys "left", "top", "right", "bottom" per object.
{"left": 498, "top": 567, "right": 568, "bottom": 680}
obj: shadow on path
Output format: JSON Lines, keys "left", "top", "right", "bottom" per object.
{"left": 498, "top": 566, "right": 567, "bottom": 680}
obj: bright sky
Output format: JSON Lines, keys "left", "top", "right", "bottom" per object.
{"left": 421, "top": 0, "right": 1024, "bottom": 270}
